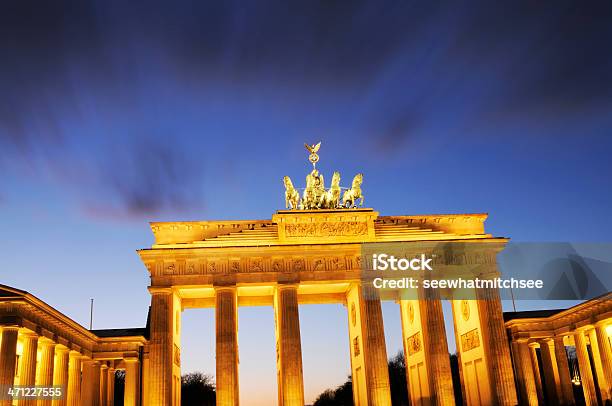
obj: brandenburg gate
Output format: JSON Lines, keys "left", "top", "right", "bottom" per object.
{"left": 2, "top": 143, "right": 611, "bottom": 405}
{"left": 138, "top": 143, "right": 519, "bottom": 406}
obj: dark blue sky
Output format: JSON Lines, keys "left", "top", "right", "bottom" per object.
{"left": 1, "top": 1, "right": 612, "bottom": 403}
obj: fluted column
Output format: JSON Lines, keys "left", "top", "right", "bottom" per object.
{"left": 539, "top": 339, "right": 560, "bottom": 405}
{"left": 17, "top": 332, "right": 39, "bottom": 406}
{"left": 107, "top": 368, "right": 115, "bottom": 406}
{"left": 515, "top": 340, "right": 538, "bottom": 406}
{"left": 99, "top": 364, "right": 108, "bottom": 406}
{"left": 359, "top": 284, "right": 391, "bottom": 406}
{"left": 274, "top": 285, "right": 305, "bottom": 406}
{"left": 52, "top": 346, "right": 69, "bottom": 406}
{"left": 528, "top": 342, "right": 545, "bottom": 405}
{"left": 37, "top": 340, "right": 56, "bottom": 406}
{"left": 587, "top": 328, "right": 611, "bottom": 403}
{"left": 0, "top": 326, "right": 19, "bottom": 406}
{"left": 148, "top": 288, "right": 175, "bottom": 406}
{"left": 574, "top": 330, "right": 598, "bottom": 406}
{"left": 553, "top": 336, "right": 575, "bottom": 405}
{"left": 81, "top": 359, "right": 100, "bottom": 406}
{"left": 475, "top": 286, "right": 518, "bottom": 405}
{"left": 215, "top": 287, "right": 239, "bottom": 406}
{"left": 124, "top": 357, "right": 140, "bottom": 406}
{"left": 595, "top": 321, "right": 612, "bottom": 401}
{"left": 66, "top": 352, "right": 82, "bottom": 406}
{"left": 419, "top": 289, "right": 455, "bottom": 405}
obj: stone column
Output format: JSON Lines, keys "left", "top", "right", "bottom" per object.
{"left": 81, "top": 359, "right": 100, "bottom": 406}
{"left": 359, "top": 284, "right": 392, "bottom": 406}
{"left": 539, "top": 339, "right": 560, "bottom": 405}
{"left": 17, "top": 332, "right": 39, "bottom": 406}
{"left": 587, "top": 328, "right": 611, "bottom": 403}
{"left": 66, "top": 352, "right": 82, "bottom": 406}
{"left": 528, "top": 342, "right": 545, "bottom": 405}
{"left": 515, "top": 340, "right": 538, "bottom": 406}
{"left": 37, "top": 340, "right": 56, "bottom": 406}
{"left": 51, "top": 346, "right": 69, "bottom": 406}
{"left": 419, "top": 289, "right": 455, "bottom": 405}
{"left": 215, "top": 287, "right": 239, "bottom": 406}
{"left": 274, "top": 285, "right": 305, "bottom": 406}
{"left": 124, "top": 357, "right": 140, "bottom": 406}
{"left": 0, "top": 326, "right": 19, "bottom": 406}
{"left": 595, "top": 321, "right": 612, "bottom": 401}
{"left": 99, "top": 364, "right": 108, "bottom": 406}
{"left": 148, "top": 288, "right": 175, "bottom": 406}
{"left": 106, "top": 368, "right": 115, "bottom": 406}
{"left": 553, "top": 336, "right": 575, "bottom": 405}
{"left": 475, "top": 287, "right": 518, "bottom": 405}
{"left": 574, "top": 330, "right": 598, "bottom": 406}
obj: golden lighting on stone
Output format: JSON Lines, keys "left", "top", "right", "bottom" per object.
{"left": 283, "top": 141, "right": 364, "bottom": 209}
{"left": 2, "top": 143, "right": 611, "bottom": 406}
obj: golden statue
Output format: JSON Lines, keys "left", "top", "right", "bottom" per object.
{"left": 283, "top": 176, "right": 300, "bottom": 210}
{"left": 304, "top": 142, "right": 321, "bottom": 168}
{"left": 303, "top": 169, "right": 326, "bottom": 209}
{"left": 342, "top": 173, "right": 364, "bottom": 208}
{"left": 323, "top": 171, "right": 341, "bottom": 209}
{"left": 282, "top": 142, "right": 364, "bottom": 210}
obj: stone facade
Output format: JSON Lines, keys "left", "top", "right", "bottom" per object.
{"left": 505, "top": 295, "right": 612, "bottom": 406}
{"left": 8, "top": 209, "right": 601, "bottom": 405}
{"left": 0, "top": 285, "right": 146, "bottom": 406}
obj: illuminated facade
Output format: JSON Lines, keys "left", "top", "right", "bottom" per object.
{"left": 1, "top": 210, "right": 611, "bottom": 406}
{"left": 0, "top": 147, "right": 609, "bottom": 406}
{"left": 139, "top": 209, "right": 517, "bottom": 406}
{"left": 505, "top": 296, "right": 612, "bottom": 406}
{"left": 0, "top": 285, "right": 146, "bottom": 406}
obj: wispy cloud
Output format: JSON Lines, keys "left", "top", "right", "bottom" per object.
{"left": 1, "top": 0, "right": 611, "bottom": 218}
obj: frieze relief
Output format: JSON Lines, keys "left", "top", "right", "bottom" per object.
{"left": 329, "top": 256, "right": 346, "bottom": 271}
{"left": 174, "top": 344, "right": 181, "bottom": 366}
{"left": 152, "top": 254, "right": 360, "bottom": 276}
{"left": 292, "top": 258, "right": 306, "bottom": 272}
{"left": 185, "top": 262, "right": 196, "bottom": 275}
{"left": 284, "top": 221, "right": 368, "bottom": 238}
{"left": 229, "top": 259, "right": 241, "bottom": 274}
{"left": 363, "top": 250, "right": 497, "bottom": 269}
{"left": 406, "top": 332, "right": 422, "bottom": 356}
{"left": 312, "top": 258, "right": 326, "bottom": 271}
{"left": 461, "top": 328, "right": 480, "bottom": 352}
{"left": 249, "top": 258, "right": 264, "bottom": 273}
{"left": 271, "top": 258, "right": 285, "bottom": 272}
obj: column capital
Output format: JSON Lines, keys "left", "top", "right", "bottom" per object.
{"left": 55, "top": 344, "right": 70, "bottom": 353}
{"left": 553, "top": 334, "right": 566, "bottom": 343}
{"left": 276, "top": 283, "right": 299, "bottom": 291}
{"left": 82, "top": 358, "right": 100, "bottom": 366}
{"left": 148, "top": 286, "right": 173, "bottom": 295}
{"left": 595, "top": 318, "right": 611, "bottom": 328}
{"left": 512, "top": 332, "right": 531, "bottom": 343}
{"left": 124, "top": 357, "right": 139, "bottom": 363}
{"left": 0, "top": 325, "right": 20, "bottom": 331}
{"left": 19, "top": 329, "right": 38, "bottom": 338}
{"left": 528, "top": 341, "right": 540, "bottom": 349}
{"left": 69, "top": 350, "right": 83, "bottom": 358}
{"left": 214, "top": 285, "right": 237, "bottom": 293}
{"left": 573, "top": 325, "right": 594, "bottom": 333}
{"left": 39, "top": 336, "right": 57, "bottom": 346}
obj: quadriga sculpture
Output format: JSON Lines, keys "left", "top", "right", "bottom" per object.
{"left": 342, "top": 173, "right": 364, "bottom": 208}
{"left": 283, "top": 176, "right": 300, "bottom": 210}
